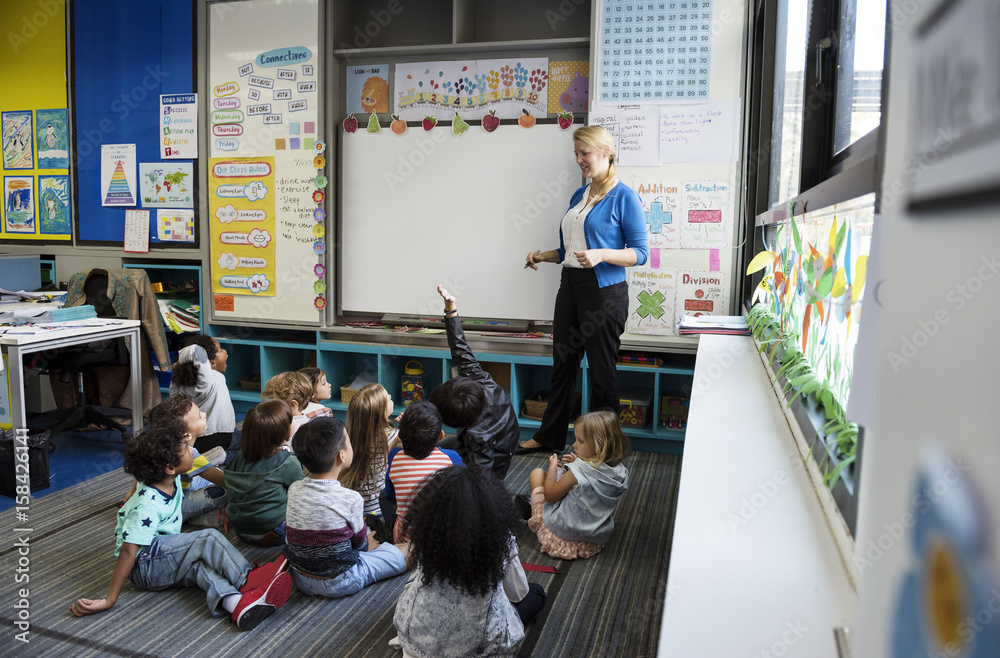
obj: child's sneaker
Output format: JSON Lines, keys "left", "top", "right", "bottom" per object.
{"left": 232, "top": 556, "right": 292, "bottom": 631}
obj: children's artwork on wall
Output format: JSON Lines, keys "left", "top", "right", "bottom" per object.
{"left": 626, "top": 268, "right": 677, "bottom": 335}
{"left": 634, "top": 180, "right": 682, "bottom": 248}
{"left": 2, "top": 111, "right": 34, "bottom": 170}
{"left": 38, "top": 175, "right": 70, "bottom": 234}
{"left": 548, "top": 61, "right": 589, "bottom": 114}
{"left": 157, "top": 209, "right": 195, "bottom": 242}
{"left": 35, "top": 109, "right": 69, "bottom": 169}
{"left": 395, "top": 58, "right": 548, "bottom": 121}
{"left": 140, "top": 162, "right": 194, "bottom": 208}
{"left": 101, "top": 144, "right": 137, "bottom": 206}
{"left": 680, "top": 181, "right": 732, "bottom": 249}
{"left": 3, "top": 176, "right": 35, "bottom": 233}
{"left": 346, "top": 65, "right": 389, "bottom": 114}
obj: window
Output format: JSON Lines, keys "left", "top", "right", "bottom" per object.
{"left": 833, "top": 0, "right": 886, "bottom": 153}
{"left": 743, "top": 0, "right": 890, "bottom": 536}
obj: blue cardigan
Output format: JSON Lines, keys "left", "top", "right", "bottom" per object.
{"left": 556, "top": 182, "right": 649, "bottom": 287}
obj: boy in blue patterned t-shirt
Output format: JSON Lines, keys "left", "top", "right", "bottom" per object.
{"left": 70, "top": 422, "right": 292, "bottom": 631}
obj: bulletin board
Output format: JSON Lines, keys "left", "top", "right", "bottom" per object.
{"left": 206, "top": 0, "right": 322, "bottom": 325}
{"left": 590, "top": 0, "right": 749, "bottom": 346}
{"left": 72, "top": 0, "right": 197, "bottom": 246}
{"left": 0, "top": 0, "right": 71, "bottom": 242}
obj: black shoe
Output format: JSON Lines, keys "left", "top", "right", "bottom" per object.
{"left": 515, "top": 443, "right": 550, "bottom": 455}
{"left": 513, "top": 494, "right": 532, "bottom": 521}
{"left": 365, "top": 513, "right": 391, "bottom": 544}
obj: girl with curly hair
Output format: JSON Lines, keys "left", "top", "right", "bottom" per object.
{"left": 393, "top": 466, "right": 546, "bottom": 657}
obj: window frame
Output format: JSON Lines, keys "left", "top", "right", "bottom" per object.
{"left": 739, "top": 0, "right": 892, "bottom": 536}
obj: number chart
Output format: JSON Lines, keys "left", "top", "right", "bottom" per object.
{"left": 598, "top": 0, "right": 713, "bottom": 103}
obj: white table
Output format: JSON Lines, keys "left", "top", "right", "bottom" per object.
{"left": 0, "top": 318, "right": 143, "bottom": 433}
{"left": 658, "top": 335, "right": 856, "bottom": 657}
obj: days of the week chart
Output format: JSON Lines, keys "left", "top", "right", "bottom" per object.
{"left": 598, "top": 0, "right": 713, "bottom": 103}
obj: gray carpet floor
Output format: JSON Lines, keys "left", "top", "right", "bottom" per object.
{"left": 0, "top": 451, "right": 681, "bottom": 657}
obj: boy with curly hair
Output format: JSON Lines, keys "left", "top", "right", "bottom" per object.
{"left": 70, "top": 422, "right": 291, "bottom": 631}
{"left": 262, "top": 371, "right": 316, "bottom": 436}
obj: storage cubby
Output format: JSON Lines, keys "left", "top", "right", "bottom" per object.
{"left": 467, "top": 0, "right": 591, "bottom": 43}
{"left": 124, "top": 260, "right": 202, "bottom": 334}
{"left": 380, "top": 352, "right": 447, "bottom": 407}
{"left": 220, "top": 342, "right": 262, "bottom": 403}
{"left": 261, "top": 346, "right": 316, "bottom": 385}
{"left": 317, "top": 350, "right": 380, "bottom": 411}
{"left": 332, "top": 0, "right": 453, "bottom": 51}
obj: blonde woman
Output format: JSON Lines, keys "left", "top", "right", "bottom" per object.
{"left": 519, "top": 125, "right": 648, "bottom": 454}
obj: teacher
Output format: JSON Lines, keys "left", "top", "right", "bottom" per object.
{"left": 517, "top": 125, "right": 648, "bottom": 454}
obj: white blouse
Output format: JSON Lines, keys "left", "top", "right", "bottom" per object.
{"left": 559, "top": 185, "right": 597, "bottom": 268}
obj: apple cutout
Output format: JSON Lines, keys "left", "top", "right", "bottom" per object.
{"left": 482, "top": 110, "right": 500, "bottom": 133}
{"left": 343, "top": 114, "right": 357, "bottom": 134}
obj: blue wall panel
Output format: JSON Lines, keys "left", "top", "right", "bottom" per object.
{"left": 73, "top": 0, "right": 193, "bottom": 243}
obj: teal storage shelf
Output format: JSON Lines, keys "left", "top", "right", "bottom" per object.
{"left": 206, "top": 322, "right": 693, "bottom": 449}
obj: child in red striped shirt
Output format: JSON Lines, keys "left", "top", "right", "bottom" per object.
{"left": 380, "top": 401, "right": 464, "bottom": 542}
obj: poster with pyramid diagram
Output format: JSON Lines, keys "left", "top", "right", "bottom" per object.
{"left": 101, "top": 143, "right": 137, "bottom": 207}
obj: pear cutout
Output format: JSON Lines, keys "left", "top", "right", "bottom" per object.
{"left": 453, "top": 112, "right": 470, "bottom": 136}
{"left": 366, "top": 112, "right": 381, "bottom": 134}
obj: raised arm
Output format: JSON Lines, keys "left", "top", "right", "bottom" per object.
{"left": 437, "top": 285, "right": 483, "bottom": 378}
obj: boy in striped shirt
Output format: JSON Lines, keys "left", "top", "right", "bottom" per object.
{"left": 284, "top": 417, "right": 412, "bottom": 597}
{"left": 381, "top": 401, "right": 465, "bottom": 542}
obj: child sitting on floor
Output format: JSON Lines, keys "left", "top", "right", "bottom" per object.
{"left": 298, "top": 366, "right": 335, "bottom": 421}
{"left": 380, "top": 401, "right": 464, "bottom": 543}
{"left": 225, "top": 399, "right": 304, "bottom": 546}
{"left": 524, "top": 410, "right": 631, "bottom": 560}
{"left": 169, "top": 335, "right": 236, "bottom": 453}
{"left": 392, "top": 466, "right": 545, "bottom": 657}
{"left": 262, "top": 371, "right": 316, "bottom": 436}
{"left": 119, "top": 394, "right": 227, "bottom": 526}
{"left": 428, "top": 285, "right": 520, "bottom": 479}
{"left": 70, "top": 423, "right": 292, "bottom": 631}
{"left": 284, "top": 416, "right": 412, "bottom": 598}
{"left": 342, "top": 383, "right": 398, "bottom": 521}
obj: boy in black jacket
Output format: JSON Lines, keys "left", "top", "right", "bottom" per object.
{"left": 428, "top": 286, "right": 520, "bottom": 479}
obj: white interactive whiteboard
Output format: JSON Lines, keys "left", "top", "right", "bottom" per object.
{"left": 340, "top": 124, "right": 581, "bottom": 321}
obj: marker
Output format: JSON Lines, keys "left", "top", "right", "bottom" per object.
{"left": 524, "top": 249, "right": 541, "bottom": 269}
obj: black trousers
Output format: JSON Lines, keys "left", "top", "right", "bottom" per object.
{"left": 534, "top": 268, "right": 628, "bottom": 451}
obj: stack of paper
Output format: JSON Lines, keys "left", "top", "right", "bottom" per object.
{"left": 1, "top": 305, "right": 97, "bottom": 323}
{"left": 677, "top": 314, "right": 750, "bottom": 336}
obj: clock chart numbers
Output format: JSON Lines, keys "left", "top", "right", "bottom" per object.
{"left": 598, "top": 0, "right": 713, "bottom": 103}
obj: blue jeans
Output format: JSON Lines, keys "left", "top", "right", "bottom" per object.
{"left": 182, "top": 485, "right": 227, "bottom": 521}
{"left": 291, "top": 543, "right": 406, "bottom": 598}
{"left": 130, "top": 529, "right": 251, "bottom": 616}
{"left": 237, "top": 522, "right": 286, "bottom": 546}
{"left": 378, "top": 488, "right": 397, "bottom": 533}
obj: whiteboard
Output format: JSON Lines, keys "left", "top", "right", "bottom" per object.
{"left": 206, "top": 0, "right": 322, "bottom": 325}
{"left": 340, "top": 124, "right": 581, "bottom": 321}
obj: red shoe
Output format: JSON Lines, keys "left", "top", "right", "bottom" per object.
{"left": 232, "top": 556, "right": 292, "bottom": 631}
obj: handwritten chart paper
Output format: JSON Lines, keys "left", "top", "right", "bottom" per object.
{"left": 590, "top": 106, "right": 660, "bottom": 166}
{"left": 627, "top": 268, "right": 677, "bottom": 335}
{"left": 680, "top": 180, "right": 731, "bottom": 249}
{"left": 660, "top": 98, "right": 740, "bottom": 163}
{"left": 124, "top": 210, "right": 150, "bottom": 253}
{"left": 634, "top": 180, "right": 682, "bottom": 248}
{"left": 597, "top": 0, "right": 713, "bottom": 104}
{"left": 674, "top": 269, "right": 728, "bottom": 328}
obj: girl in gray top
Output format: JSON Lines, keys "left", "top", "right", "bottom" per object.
{"left": 526, "top": 411, "right": 631, "bottom": 560}
{"left": 393, "top": 466, "right": 531, "bottom": 658}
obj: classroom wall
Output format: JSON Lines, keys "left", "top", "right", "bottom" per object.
{"left": 852, "top": 2, "right": 1000, "bottom": 654}
{"left": 0, "top": 0, "right": 70, "bottom": 242}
